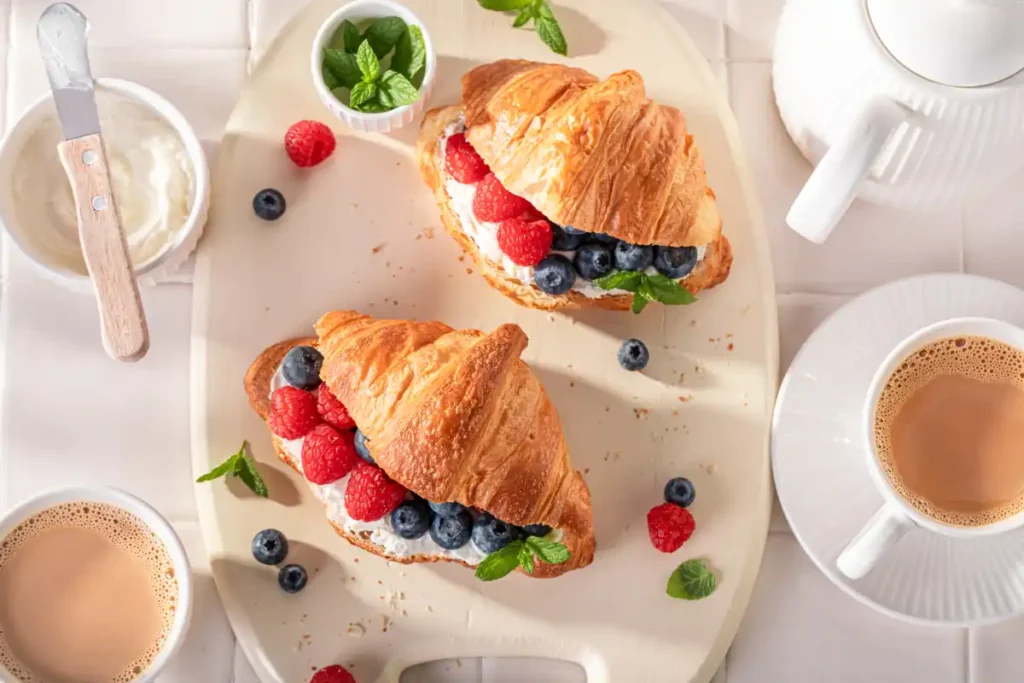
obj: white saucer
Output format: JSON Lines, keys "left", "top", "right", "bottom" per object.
{"left": 773, "top": 273, "right": 1024, "bottom": 626}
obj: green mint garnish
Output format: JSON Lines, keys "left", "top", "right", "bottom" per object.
{"left": 356, "top": 40, "right": 380, "bottom": 83}
{"left": 379, "top": 70, "right": 420, "bottom": 107}
{"left": 196, "top": 441, "right": 269, "bottom": 498}
{"left": 349, "top": 81, "right": 378, "bottom": 110}
{"left": 391, "top": 25, "right": 427, "bottom": 88}
{"left": 341, "top": 19, "right": 362, "bottom": 53}
{"left": 364, "top": 16, "right": 408, "bottom": 58}
{"left": 323, "top": 48, "right": 362, "bottom": 89}
{"left": 666, "top": 559, "right": 717, "bottom": 600}
{"left": 594, "top": 269, "right": 697, "bottom": 314}
{"left": 475, "top": 535, "right": 571, "bottom": 581}
{"left": 477, "top": 0, "right": 568, "bottom": 56}
{"left": 323, "top": 18, "right": 422, "bottom": 114}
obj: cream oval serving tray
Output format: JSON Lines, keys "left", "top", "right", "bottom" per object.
{"left": 191, "top": 1, "right": 778, "bottom": 680}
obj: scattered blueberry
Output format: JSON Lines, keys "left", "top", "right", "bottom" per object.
{"left": 574, "top": 242, "right": 614, "bottom": 281}
{"left": 251, "top": 528, "right": 289, "bottom": 565}
{"left": 278, "top": 564, "right": 308, "bottom": 593}
{"left": 618, "top": 338, "right": 650, "bottom": 371}
{"left": 664, "top": 477, "right": 695, "bottom": 508}
{"left": 653, "top": 246, "right": 698, "bottom": 279}
{"left": 430, "top": 509, "right": 473, "bottom": 549}
{"left": 253, "top": 188, "right": 286, "bottom": 221}
{"left": 614, "top": 242, "right": 654, "bottom": 271}
{"left": 354, "top": 429, "right": 374, "bottom": 464}
{"left": 551, "top": 224, "right": 585, "bottom": 251}
{"left": 391, "top": 499, "right": 433, "bottom": 539}
{"left": 590, "top": 232, "right": 618, "bottom": 244}
{"left": 534, "top": 254, "right": 576, "bottom": 295}
{"left": 281, "top": 345, "right": 323, "bottom": 390}
{"left": 428, "top": 501, "right": 468, "bottom": 517}
{"left": 472, "top": 512, "right": 521, "bottom": 553}
{"left": 522, "top": 523, "right": 552, "bottom": 538}
{"left": 563, "top": 225, "right": 585, "bottom": 235}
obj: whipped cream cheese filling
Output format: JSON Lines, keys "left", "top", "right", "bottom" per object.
{"left": 438, "top": 120, "right": 707, "bottom": 298}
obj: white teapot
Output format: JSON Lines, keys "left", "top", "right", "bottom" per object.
{"left": 774, "top": 0, "right": 1024, "bottom": 243}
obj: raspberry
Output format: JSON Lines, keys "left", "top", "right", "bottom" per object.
{"left": 316, "top": 384, "right": 356, "bottom": 430}
{"left": 301, "top": 424, "right": 359, "bottom": 485}
{"left": 310, "top": 665, "right": 356, "bottom": 683}
{"left": 444, "top": 133, "right": 490, "bottom": 183}
{"left": 268, "top": 386, "right": 320, "bottom": 439}
{"left": 472, "top": 173, "right": 533, "bottom": 223}
{"left": 497, "top": 218, "right": 553, "bottom": 266}
{"left": 344, "top": 462, "right": 407, "bottom": 521}
{"left": 284, "top": 120, "right": 336, "bottom": 168}
{"left": 646, "top": 503, "right": 695, "bottom": 553}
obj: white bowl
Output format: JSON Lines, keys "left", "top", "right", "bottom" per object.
{"left": 0, "top": 78, "right": 210, "bottom": 294}
{"left": 0, "top": 486, "right": 193, "bottom": 682}
{"left": 310, "top": 0, "right": 437, "bottom": 133}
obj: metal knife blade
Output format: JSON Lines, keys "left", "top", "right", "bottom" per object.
{"left": 37, "top": 3, "right": 100, "bottom": 140}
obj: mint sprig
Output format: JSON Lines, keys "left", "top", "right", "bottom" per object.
{"left": 196, "top": 441, "right": 269, "bottom": 498}
{"left": 594, "top": 269, "right": 697, "bottom": 314}
{"left": 666, "top": 559, "right": 717, "bottom": 600}
{"left": 475, "top": 535, "right": 571, "bottom": 581}
{"left": 477, "top": 0, "right": 568, "bottom": 56}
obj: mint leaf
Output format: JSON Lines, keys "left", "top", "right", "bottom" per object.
{"left": 341, "top": 19, "right": 362, "bottom": 53}
{"left": 535, "top": 15, "right": 567, "bottom": 56}
{"left": 631, "top": 295, "right": 649, "bottom": 314}
{"left": 392, "top": 25, "right": 426, "bottom": 86}
{"left": 356, "top": 40, "right": 380, "bottom": 83}
{"left": 667, "top": 559, "right": 718, "bottom": 600}
{"left": 478, "top": 0, "right": 532, "bottom": 9}
{"left": 197, "top": 441, "right": 270, "bottom": 497}
{"left": 646, "top": 272, "right": 697, "bottom": 306}
{"left": 595, "top": 270, "right": 643, "bottom": 292}
{"left": 238, "top": 453, "right": 269, "bottom": 498}
{"left": 322, "top": 64, "right": 341, "bottom": 90}
{"left": 323, "top": 48, "right": 362, "bottom": 89}
{"left": 512, "top": 6, "right": 533, "bottom": 27}
{"left": 196, "top": 445, "right": 243, "bottom": 483}
{"left": 525, "top": 536, "right": 570, "bottom": 564}
{"left": 476, "top": 541, "right": 523, "bottom": 581}
{"left": 364, "top": 16, "right": 407, "bottom": 58}
{"left": 379, "top": 70, "right": 420, "bottom": 107}
{"left": 356, "top": 98, "right": 391, "bottom": 113}
{"left": 349, "top": 81, "right": 378, "bottom": 110}
{"left": 518, "top": 544, "right": 535, "bottom": 574}
{"left": 534, "top": 0, "right": 554, "bottom": 19}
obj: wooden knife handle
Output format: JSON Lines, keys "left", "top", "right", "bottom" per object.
{"left": 58, "top": 134, "right": 149, "bottom": 362}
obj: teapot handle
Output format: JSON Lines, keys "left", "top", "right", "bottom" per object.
{"left": 786, "top": 97, "right": 908, "bottom": 244}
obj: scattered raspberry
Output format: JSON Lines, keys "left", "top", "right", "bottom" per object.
{"left": 497, "top": 217, "right": 553, "bottom": 266}
{"left": 444, "top": 133, "right": 490, "bottom": 183}
{"left": 301, "top": 424, "right": 359, "bottom": 485}
{"left": 344, "top": 462, "right": 407, "bottom": 521}
{"left": 647, "top": 503, "right": 695, "bottom": 553}
{"left": 316, "top": 384, "right": 356, "bottom": 430}
{"left": 285, "top": 120, "right": 336, "bottom": 168}
{"left": 472, "top": 173, "right": 533, "bottom": 223}
{"left": 310, "top": 665, "right": 355, "bottom": 683}
{"left": 268, "top": 386, "right": 320, "bottom": 439}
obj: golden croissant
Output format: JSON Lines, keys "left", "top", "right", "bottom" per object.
{"left": 246, "top": 311, "right": 595, "bottom": 578}
{"left": 417, "top": 59, "right": 732, "bottom": 311}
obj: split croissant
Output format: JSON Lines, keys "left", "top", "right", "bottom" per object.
{"left": 246, "top": 311, "right": 595, "bottom": 578}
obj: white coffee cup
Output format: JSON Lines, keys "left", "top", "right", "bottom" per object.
{"left": 0, "top": 486, "right": 193, "bottom": 683}
{"left": 836, "top": 317, "right": 1024, "bottom": 580}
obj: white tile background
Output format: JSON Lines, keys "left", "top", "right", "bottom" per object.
{"left": 1, "top": 0, "right": 1022, "bottom": 681}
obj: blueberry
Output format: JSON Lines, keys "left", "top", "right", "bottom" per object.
{"left": 281, "top": 345, "right": 323, "bottom": 390}
{"left": 653, "top": 246, "right": 698, "bottom": 279}
{"left": 390, "top": 499, "right": 433, "bottom": 539}
{"left": 253, "top": 188, "right": 286, "bottom": 221}
{"left": 354, "top": 429, "right": 374, "bottom": 464}
{"left": 429, "top": 509, "right": 473, "bottom": 549}
{"left": 534, "top": 254, "right": 576, "bottom": 295}
{"left": 522, "top": 524, "right": 552, "bottom": 538}
{"left": 551, "top": 225, "right": 585, "bottom": 251}
{"left": 574, "top": 242, "right": 614, "bottom": 281}
{"left": 613, "top": 242, "right": 654, "bottom": 271}
{"left": 472, "top": 513, "right": 521, "bottom": 553}
{"left": 664, "top": 477, "right": 695, "bottom": 508}
{"left": 251, "top": 528, "right": 289, "bottom": 565}
{"left": 278, "top": 564, "right": 308, "bottom": 593}
{"left": 618, "top": 338, "right": 649, "bottom": 371}
{"left": 428, "top": 501, "right": 467, "bottom": 517}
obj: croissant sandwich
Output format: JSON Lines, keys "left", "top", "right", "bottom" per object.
{"left": 246, "top": 310, "right": 595, "bottom": 578}
{"left": 416, "top": 59, "right": 732, "bottom": 312}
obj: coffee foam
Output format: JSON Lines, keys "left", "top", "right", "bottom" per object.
{"left": 874, "top": 335, "right": 1024, "bottom": 527}
{"left": 0, "top": 502, "right": 178, "bottom": 683}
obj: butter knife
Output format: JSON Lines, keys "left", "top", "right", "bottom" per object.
{"left": 37, "top": 2, "right": 149, "bottom": 362}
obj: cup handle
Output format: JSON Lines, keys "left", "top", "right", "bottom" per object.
{"left": 785, "top": 97, "right": 908, "bottom": 244}
{"left": 836, "top": 504, "right": 915, "bottom": 580}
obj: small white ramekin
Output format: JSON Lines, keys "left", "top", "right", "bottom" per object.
{"left": 311, "top": 0, "right": 437, "bottom": 133}
{"left": 0, "top": 78, "right": 210, "bottom": 294}
{"left": 0, "top": 486, "right": 193, "bottom": 683}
